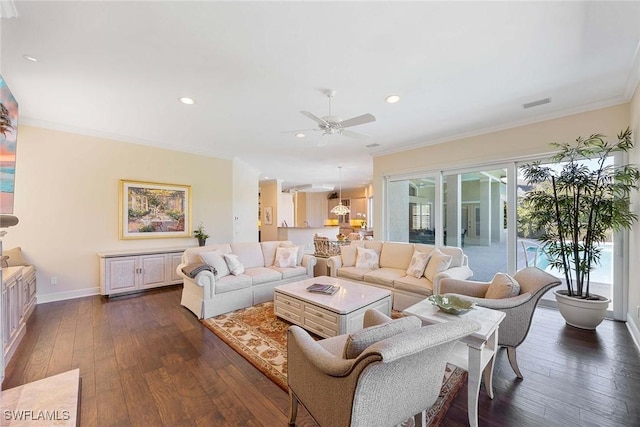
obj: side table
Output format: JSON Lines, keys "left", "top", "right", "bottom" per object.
{"left": 403, "top": 299, "right": 505, "bottom": 427}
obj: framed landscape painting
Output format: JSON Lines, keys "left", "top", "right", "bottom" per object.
{"left": 120, "top": 180, "right": 191, "bottom": 239}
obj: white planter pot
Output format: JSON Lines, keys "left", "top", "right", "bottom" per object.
{"left": 554, "top": 290, "right": 610, "bottom": 330}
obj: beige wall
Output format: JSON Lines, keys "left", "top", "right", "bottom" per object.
{"left": 629, "top": 84, "right": 640, "bottom": 341}
{"left": 3, "top": 125, "right": 236, "bottom": 302}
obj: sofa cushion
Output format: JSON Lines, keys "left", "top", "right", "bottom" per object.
{"left": 199, "top": 250, "right": 230, "bottom": 278}
{"left": 230, "top": 242, "right": 264, "bottom": 268}
{"left": 485, "top": 273, "right": 521, "bottom": 299}
{"left": 260, "top": 241, "right": 283, "bottom": 267}
{"left": 337, "top": 266, "right": 371, "bottom": 282}
{"left": 406, "top": 250, "right": 431, "bottom": 278}
{"left": 423, "top": 248, "right": 452, "bottom": 282}
{"left": 343, "top": 315, "right": 421, "bottom": 359}
{"left": 184, "top": 244, "right": 232, "bottom": 264}
{"left": 363, "top": 240, "right": 384, "bottom": 253}
{"left": 394, "top": 275, "right": 434, "bottom": 297}
{"left": 355, "top": 247, "right": 379, "bottom": 269}
{"left": 363, "top": 267, "right": 406, "bottom": 287}
{"left": 2, "top": 247, "right": 27, "bottom": 267}
{"left": 274, "top": 246, "right": 299, "bottom": 268}
{"left": 379, "top": 242, "right": 415, "bottom": 270}
{"left": 270, "top": 265, "right": 307, "bottom": 279}
{"left": 215, "top": 274, "right": 252, "bottom": 294}
{"left": 223, "top": 253, "right": 245, "bottom": 275}
{"left": 340, "top": 245, "right": 358, "bottom": 267}
{"left": 415, "top": 244, "right": 464, "bottom": 268}
{"left": 243, "top": 267, "right": 282, "bottom": 285}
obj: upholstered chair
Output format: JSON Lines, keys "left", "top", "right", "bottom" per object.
{"left": 287, "top": 310, "right": 480, "bottom": 427}
{"left": 438, "top": 266, "right": 561, "bottom": 379}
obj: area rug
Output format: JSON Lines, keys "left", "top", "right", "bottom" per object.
{"left": 202, "top": 301, "right": 467, "bottom": 426}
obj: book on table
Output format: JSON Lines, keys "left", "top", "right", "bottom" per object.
{"left": 306, "top": 283, "right": 339, "bottom": 295}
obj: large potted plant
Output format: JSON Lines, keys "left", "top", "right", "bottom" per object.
{"left": 521, "top": 127, "right": 639, "bottom": 329}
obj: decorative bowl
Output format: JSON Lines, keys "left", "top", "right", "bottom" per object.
{"left": 428, "top": 295, "right": 474, "bottom": 315}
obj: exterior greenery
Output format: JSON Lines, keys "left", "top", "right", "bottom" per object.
{"left": 521, "top": 128, "right": 639, "bottom": 298}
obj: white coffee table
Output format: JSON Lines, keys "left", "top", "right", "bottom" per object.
{"left": 274, "top": 276, "right": 392, "bottom": 338}
{"left": 403, "top": 299, "right": 505, "bottom": 427}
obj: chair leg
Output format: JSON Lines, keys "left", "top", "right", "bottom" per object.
{"left": 288, "top": 389, "right": 299, "bottom": 426}
{"left": 506, "top": 346, "right": 523, "bottom": 379}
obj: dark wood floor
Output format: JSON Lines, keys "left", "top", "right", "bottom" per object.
{"left": 3, "top": 285, "right": 639, "bottom": 427}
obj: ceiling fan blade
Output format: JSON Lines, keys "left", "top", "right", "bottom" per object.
{"left": 341, "top": 129, "right": 371, "bottom": 139}
{"left": 339, "top": 113, "right": 376, "bottom": 128}
{"left": 300, "top": 111, "right": 329, "bottom": 126}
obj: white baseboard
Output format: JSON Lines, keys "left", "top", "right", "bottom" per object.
{"left": 37, "top": 287, "right": 101, "bottom": 304}
{"left": 626, "top": 314, "right": 640, "bottom": 352}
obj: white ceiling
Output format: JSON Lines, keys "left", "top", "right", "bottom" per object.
{"left": 2, "top": 1, "right": 640, "bottom": 190}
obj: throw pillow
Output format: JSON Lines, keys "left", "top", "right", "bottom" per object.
{"left": 199, "top": 250, "right": 230, "bottom": 277}
{"left": 423, "top": 248, "right": 453, "bottom": 282}
{"left": 343, "top": 316, "right": 421, "bottom": 359}
{"left": 223, "top": 253, "right": 245, "bottom": 276}
{"left": 485, "top": 273, "right": 521, "bottom": 299}
{"left": 2, "top": 247, "right": 27, "bottom": 267}
{"left": 355, "top": 246, "right": 379, "bottom": 270}
{"left": 274, "top": 246, "right": 298, "bottom": 268}
{"left": 280, "top": 242, "right": 304, "bottom": 265}
{"left": 406, "top": 250, "right": 431, "bottom": 278}
{"left": 340, "top": 245, "right": 358, "bottom": 267}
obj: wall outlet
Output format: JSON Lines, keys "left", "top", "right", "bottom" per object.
{"left": 50, "top": 277, "right": 57, "bottom": 285}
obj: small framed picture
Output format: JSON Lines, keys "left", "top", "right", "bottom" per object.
{"left": 264, "top": 206, "right": 273, "bottom": 225}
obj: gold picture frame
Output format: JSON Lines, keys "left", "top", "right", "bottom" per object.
{"left": 119, "top": 180, "right": 191, "bottom": 239}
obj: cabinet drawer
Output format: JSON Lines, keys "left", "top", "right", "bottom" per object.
{"left": 303, "top": 317, "right": 338, "bottom": 338}
{"left": 304, "top": 304, "right": 339, "bottom": 329}
{"left": 274, "top": 303, "right": 302, "bottom": 323}
{"left": 274, "top": 293, "right": 303, "bottom": 312}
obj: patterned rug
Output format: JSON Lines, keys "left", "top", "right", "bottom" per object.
{"left": 202, "top": 301, "right": 467, "bottom": 426}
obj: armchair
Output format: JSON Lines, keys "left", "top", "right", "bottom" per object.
{"left": 287, "top": 310, "right": 480, "bottom": 426}
{"left": 438, "top": 266, "right": 561, "bottom": 378}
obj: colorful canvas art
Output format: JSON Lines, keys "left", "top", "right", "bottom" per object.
{"left": 0, "top": 74, "right": 18, "bottom": 215}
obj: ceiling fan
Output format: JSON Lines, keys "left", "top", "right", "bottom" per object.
{"left": 294, "top": 89, "right": 376, "bottom": 147}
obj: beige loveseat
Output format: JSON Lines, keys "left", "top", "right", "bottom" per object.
{"left": 177, "top": 241, "right": 317, "bottom": 319}
{"left": 327, "top": 241, "right": 472, "bottom": 310}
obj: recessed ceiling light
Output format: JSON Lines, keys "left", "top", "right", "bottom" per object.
{"left": 179, "top": 97, "right": 195, "bottom": 105}
{"left": 295, "top": 133, "right": 306, "bottom": 138}
{"left": 23, "top": 55, "right": 38, "bottom": 62}
{"left": 264, "top": 176, "right": 270, "bottom": 179}
{"left": 385, "top": 95, "right": 400, "bottom": 104}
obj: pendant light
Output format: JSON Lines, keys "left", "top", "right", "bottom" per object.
{"left": 330, "top": 166, "right": 350, "bottom": 216}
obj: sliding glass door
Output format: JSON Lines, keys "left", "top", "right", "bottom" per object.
{"left": 442, "top": 167, "right": 509, "bottom": 281}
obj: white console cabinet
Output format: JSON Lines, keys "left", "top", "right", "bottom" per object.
{"left": 99, "top": 247, "right": 188, "bottom": 296}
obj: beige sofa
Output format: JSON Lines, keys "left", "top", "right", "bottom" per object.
{"left": 177, "top": 241, "right": 317, "bottom": 319}
{"left": 327, "top": 241, "right": 472, "bottom": 310}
